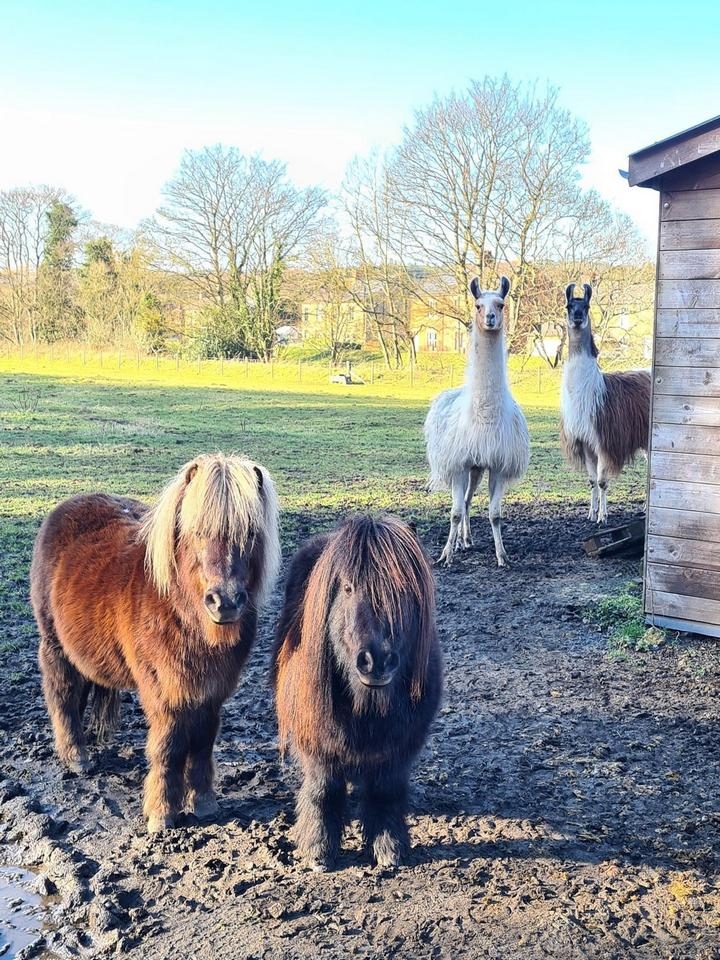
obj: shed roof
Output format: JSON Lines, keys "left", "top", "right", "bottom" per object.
{"left": 628, "top": 115, "right": 720, "bottom": 189}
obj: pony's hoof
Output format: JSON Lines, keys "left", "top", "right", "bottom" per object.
{"left": 60, "top": 750, "right": 90, "bottom": 775}
{"left": 190, "top": 793, "right": 219, "bottom": 820}
{"left": 147, "top": 813, "right": 176, "bottom": 834}
{"left": 496, "top": 553, "right": 510, "bottom": 568}
{"left": 372, "top": 832, "right": 404, "bottom": 869}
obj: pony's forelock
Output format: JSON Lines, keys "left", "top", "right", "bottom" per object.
{"left": 301, "top": 515, "right": 436, "bottom": 703}
{"left": 139, "top": 453, "right": 280, "bottom": 605}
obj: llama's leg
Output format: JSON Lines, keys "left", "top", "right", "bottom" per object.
{"left": 461, "top": 467, "right": 484, "bottom": 549}
{"left": 584, "top": 448, "right": 599, "bottom": 521}
{"left": 597, "top": 456, "right": 611, "bottom": 524}
{"left": 38, "top": 631, "right": 90, "bottom": 774}
{"left": 361, "top": 763, "right": 410, "bottom": 869}
{"left": 294, "top": 757, "right": 346, "bottom": 871}
{"left": 438, "top": 473, "right": 468, "bottom": 566}
{"left": 144, "top": 708, "right": 188, "bottom": 833}
{"left": 488, "top": 471, "right": 511, "bottom": 567}
{"left": 185, "top": 704, "right": 221, "bottom": 820}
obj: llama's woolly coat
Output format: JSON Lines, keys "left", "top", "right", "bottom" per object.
{"left": 560, "top": 353, "right": 651, "bottom": 475}
{"left": 424, "top": 382, "right": 529, "bottom": 490}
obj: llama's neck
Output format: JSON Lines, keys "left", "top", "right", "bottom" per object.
{"left": 561, "top": 323, "right": 605, "bottom": 439}
{"left": 567, "top": 322, "right": 599, "bottom": 361}
{"left": 465, "top": 328, "right": 510, "bottom": 409}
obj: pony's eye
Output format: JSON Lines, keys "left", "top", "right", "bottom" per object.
{"left": 343, "top": 583, "right": 353, "bottom": 595}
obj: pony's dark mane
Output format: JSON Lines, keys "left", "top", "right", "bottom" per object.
{"left": 274, "top": 515, "right": 437, "bottom": 755}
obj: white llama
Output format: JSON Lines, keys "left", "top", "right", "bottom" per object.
{"left": 424, "top": 277, "right": 530, "bottom": 566}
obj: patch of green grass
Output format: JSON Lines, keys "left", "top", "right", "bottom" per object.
{"left": 0, "top": 355, "right": 648, "bottom": 662}
{"left": 589, "top": 586, "right": 666, "bottom": 655}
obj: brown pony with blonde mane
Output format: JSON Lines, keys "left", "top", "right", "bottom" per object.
{"left": 31, "top": 453, "right": 280, "bottom": 833}
{"left": 272, "top": 514, "right": 441, "bottom": 870}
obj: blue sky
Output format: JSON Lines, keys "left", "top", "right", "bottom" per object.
{"left": 2, "top": 0, "right": 719, "bottom": 246}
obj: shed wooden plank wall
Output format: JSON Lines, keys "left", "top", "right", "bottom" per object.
{"left": 645, "top": 180, "right": 720, "bottom": 632}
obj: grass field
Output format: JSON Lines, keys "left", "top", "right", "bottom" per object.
{"left": 0, "top": 350, "right": 646, "bottom": 675}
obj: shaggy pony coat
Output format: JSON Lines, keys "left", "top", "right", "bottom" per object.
{"left": 272, "top": 515, "right": 441, "bottom": 869}
{"left": 31, "top": 453, "right": 280, "bottom": 832}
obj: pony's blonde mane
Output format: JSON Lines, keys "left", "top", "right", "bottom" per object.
{"left": 138, "top": 453, "right": 280, "bottom": 607}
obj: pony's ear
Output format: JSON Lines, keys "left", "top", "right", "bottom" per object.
{"left": 469, "top": 277, "right": 481, "bottom": 301}
{"left": 407, "top": 519, "right": 418, "bottom": 537}
{"left": 565, "top": 283, "right": 576, "bottom": 306}
{"left": 253, "top": 465, "right": 264, "bottom": 490}
{"left": 499, "top": 276, "right": 510, "bottom": 300}
{"left": 583, "top": 283, "right": 593, "bottom": 305}
{"left": 185, "top": 462, "right": 199, "bottom": 485}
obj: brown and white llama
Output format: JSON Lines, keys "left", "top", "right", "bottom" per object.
{"left": 560, "top": 283, "right": 651, "bottom": 523}
{"left": 425, "top": 277, "right": 530, "bottom": 566}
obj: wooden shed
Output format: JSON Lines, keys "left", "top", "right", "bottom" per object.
{"left": 628, "top": 116, "right": 720, "bottom": 637}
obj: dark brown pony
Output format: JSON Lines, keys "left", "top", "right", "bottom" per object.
{"left": 272, "top": 515, "right": 441, "bottom": 870}
{"left": 30, "top": 453, "right": 280, "bottom": 833}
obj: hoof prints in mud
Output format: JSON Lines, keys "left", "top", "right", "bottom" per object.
{"left": 2, "top": 506, "right": 720, "bottom": 959}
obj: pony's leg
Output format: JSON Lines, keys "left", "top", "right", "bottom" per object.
{"left": 184, "top": 704, "right": 221, "bottom": 820}
{"left": 361, "top": 763, "right": 410, "bottom": 869}
{"left": 584, "top": 448, "right": 599, "bottom": 521}
{"left": 488, "top": 471, "right": 511, "bottom": 567}
{"left": 438, "top": 472, "right": 468, "bottom": 566}
{"left": 294, "top": 757, "right": 346, "bottom": 871}
{"left": 461, "top": 467, "right": 484, "bottom": 549}
{"left": 143, "top": 708, "right": 188, "bottom": 833}
{"left": 596, "top": 455, "right": 611, "bottom": 525}
{"left": 38, "top": 630, "right": 89, "bottom": 774}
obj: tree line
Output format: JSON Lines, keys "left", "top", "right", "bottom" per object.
{"left": 0, "top": 76, "right": 652, "bottom": 367}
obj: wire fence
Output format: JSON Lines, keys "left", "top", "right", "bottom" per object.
{"left": 0, "top": 340, "right": 562, "bottom": 397}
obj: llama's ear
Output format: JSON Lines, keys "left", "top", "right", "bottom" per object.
{"left": 253, "top": 465, "right": 264, "bottom": 491}
{"left": 469, "top": 277, "right": 481, "bottom": 300}
{"left": 565, "top": 283, "right": 576, "bottom": 306}
{"left": 184, "top": 462, "right": 199, "bottom": 485}
{"left": 583, "top": 283, "right": 593, "bottom": 305}
{"left": 499, "top": 276, "right": 510, "bottom": 300}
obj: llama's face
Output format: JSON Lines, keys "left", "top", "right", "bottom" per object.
{"left": 567, "top": 298, "right": 590, "bottom": 331}
{"left": 565, "top": 283, "right": 592, "bottom": 333}
{"left": 470, "top": 276, "right": 510, "bottom": 333}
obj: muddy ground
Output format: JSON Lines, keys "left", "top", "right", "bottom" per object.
{"left": 2, "top": 503, "right": 720, "bottom": 960}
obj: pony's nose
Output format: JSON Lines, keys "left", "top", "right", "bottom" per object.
{"left": 204, "top": 589, "right": 238, "bottom": 613}
{"left": 384, "top": 650, "right": 399, "bottom": 673}
{"left": 356, "top": 649, "right": 374, "bottom": 675}
{"left": 204, "top": 590, "right": 224, "bottom": 612}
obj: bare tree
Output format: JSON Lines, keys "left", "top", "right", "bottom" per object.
{"left": 352, "top": 77, "right": 589, "bottom": 347}
{"left": 342, "top": 154, "right": 419, "bottom": 367}
{"left": 527, "top": 191, "right": 652, "bottom": 366}
{"left": 0, "top": 186, "right": 71, "bottom": 343}
{"left": 147, "top": 146, "right": 326, "bottom": 359}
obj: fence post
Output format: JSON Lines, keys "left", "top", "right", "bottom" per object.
{"left": 409, "top": 356, "right": 415, "bottom": 387}
{"left": 156, "top": 354, "right": 160, "bottom": 370}
{"left": 221, "top": 356, "right": 224, "bottom": 376}
{"left": 537, "top": 367, "right": 542, "bottom": 393}
{"left": 99, "top": 350, "right": 103, "bottom": 368}
{"left": 370, "top": 360, "right": 375, "bottom": 384}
